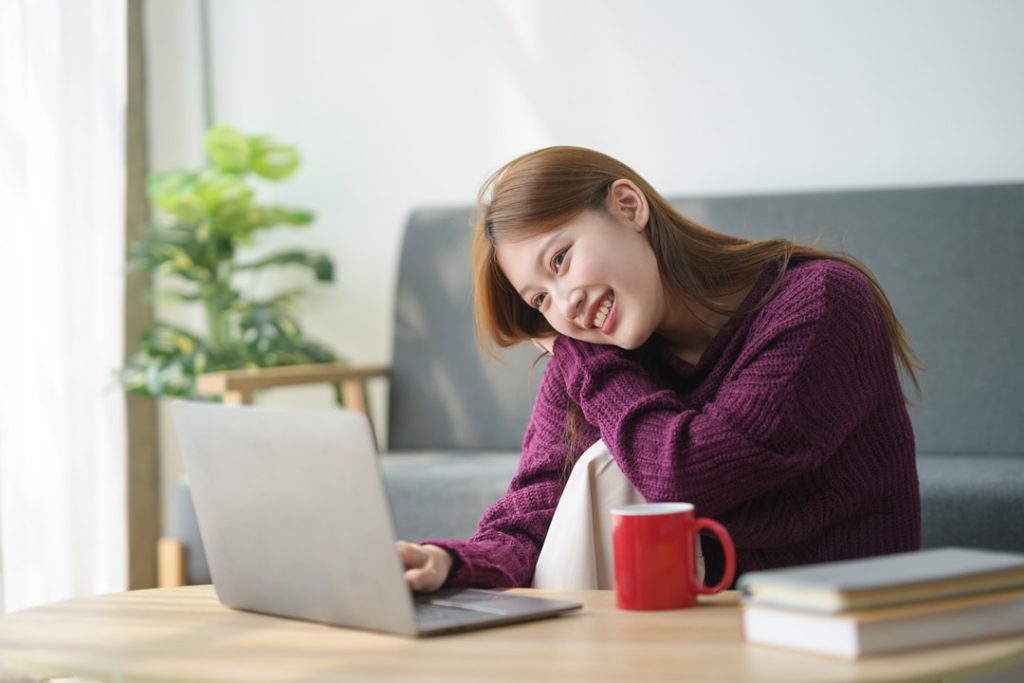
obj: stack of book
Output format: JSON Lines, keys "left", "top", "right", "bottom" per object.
{"left": 737, "top": 547, "right": 1024, "bottom": 659}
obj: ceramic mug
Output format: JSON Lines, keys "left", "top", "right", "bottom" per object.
{"left": 611, "top": 502, "right": 736, "bottom": 610}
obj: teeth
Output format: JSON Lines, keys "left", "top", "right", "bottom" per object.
{"left": 593, "top": 296, "right": 613, "bottom": 328}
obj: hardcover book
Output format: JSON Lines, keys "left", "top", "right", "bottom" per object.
{"left": 741, "top": 587, "right": 1024, "bottom": 659}
{"left": 737, "top": 548, "right": 1024, "bottom": 613}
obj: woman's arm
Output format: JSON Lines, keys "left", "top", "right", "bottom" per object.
{"left": 553, "top": 263, "right": 893, "bottom": 525}
{"left": 419, "top": 360, "right": 594, "bottom": 588}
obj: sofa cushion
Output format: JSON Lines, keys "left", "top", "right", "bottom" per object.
{"left": 380, "top": 452, "right": 520, "bottom": 541}
{"left": 917, "top": 454, "right": 1024, "bottom": 552}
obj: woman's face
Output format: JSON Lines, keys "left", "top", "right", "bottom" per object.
{"left": 495, "top": 203, "right": 666, "bottom": 350}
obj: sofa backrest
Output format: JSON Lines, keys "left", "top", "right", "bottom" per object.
{"left": 388, "top": 208, "right": 541, "bottom": 451}
{"left": 389, "top": 184, "right": 1024, "bottom": 456}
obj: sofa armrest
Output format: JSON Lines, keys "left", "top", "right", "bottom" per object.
{"left": 195, "top": 362, "right": 390, "bottom": 431}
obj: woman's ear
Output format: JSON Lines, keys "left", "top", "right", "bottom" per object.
{"left": 608, "top": 179, "right": 650, "bottom": 231}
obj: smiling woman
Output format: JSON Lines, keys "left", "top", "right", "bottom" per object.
{"left": 395, "top": 146, "right": 924, "bottom": 593}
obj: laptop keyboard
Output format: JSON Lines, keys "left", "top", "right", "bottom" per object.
{"left": 421, "top": 588, "right": 520, "bottom": 613}
{"left": 412, "top": 588, "right": 580, "bottom": 633}
{"left": 413, "top": 599, "right": 498, "bottom": 630}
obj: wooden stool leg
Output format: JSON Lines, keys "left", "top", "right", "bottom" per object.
{"left": 339, "top": 379, "right": 368, "bottom": 415}
{"left": 340, "top": 379, "right": 377, "bottom": 448}
{"left": 222, "top": 390, "right": 253, "bottom": 406}
{"left": 157, "top": 538, "right": 188, "bottom": 587}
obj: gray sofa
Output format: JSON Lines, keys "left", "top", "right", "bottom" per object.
{"left": 169, "top": 182, "right": 1024, "bottom": 585}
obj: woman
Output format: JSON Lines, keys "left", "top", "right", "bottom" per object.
{"left": 397, "top": 146, "right": 922, "bottom": 592}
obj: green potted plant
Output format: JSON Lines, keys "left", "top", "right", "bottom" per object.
{"left": 120, "top": 124, "right": 339, "bottom": 399}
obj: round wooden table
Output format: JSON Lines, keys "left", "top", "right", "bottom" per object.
{"left": 1, "top": 586, "right": 1023, "bottom": 682}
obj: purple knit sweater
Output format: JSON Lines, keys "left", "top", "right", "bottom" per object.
{"left": 425, "top": 259, "right": 921, "bottom": 587}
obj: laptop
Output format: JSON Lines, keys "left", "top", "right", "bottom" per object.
{"left": 170, "top": 400, "right": 582, "bottom": 636}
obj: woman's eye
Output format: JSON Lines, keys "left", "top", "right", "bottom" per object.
{"left": 531, "top": 293, "right": 547, "bottom": 309}
{"left": 552, "top": 250, "right": 566, "bottom": 271}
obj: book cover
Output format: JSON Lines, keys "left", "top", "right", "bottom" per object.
{"left": 741, "top": 587, "right": 1024, "bottom": 659}
{"left": 737, "top": 548, "right": 1024, "bottom": 612}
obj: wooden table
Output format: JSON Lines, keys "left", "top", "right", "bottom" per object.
{"left": 1, "top": 586, "right": 1023, "bottom": 683}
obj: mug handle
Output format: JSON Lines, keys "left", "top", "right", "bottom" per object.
{"left": 693, "top": 517, "right": 736, "bottom": 594}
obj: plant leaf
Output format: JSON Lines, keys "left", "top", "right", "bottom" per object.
{"left": 148, "top": 171, "right": 207, "bottom": 223}
{"left": 205, "top": 125, "right": 251, "bottom": 173}
{"left": 235, "top": 250, "right": 334, "bottom": 283}
{"left": 250, "top": 136, "right": 300, "bottom": 180}
{"left": 250, "top": 205, "right": 315, "bottom": 229}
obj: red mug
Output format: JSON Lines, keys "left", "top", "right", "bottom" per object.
{"left": 611, "top": 502, "right": 736, "bottom": 610}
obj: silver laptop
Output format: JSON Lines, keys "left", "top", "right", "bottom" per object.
{"left": 171, "top": 400, "right": 581, "bottom": 636}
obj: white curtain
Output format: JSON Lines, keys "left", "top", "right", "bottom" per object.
{"left": 0, "top": 0, "right": 128, "bottom": 612}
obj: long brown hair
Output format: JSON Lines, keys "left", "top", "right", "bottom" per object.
{"left": 473, "top": 146, "right": 923, "bottom": 402}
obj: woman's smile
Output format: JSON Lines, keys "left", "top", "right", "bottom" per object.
{"left": 593, "top": 293, "right": 615, "bottom": 331}
{"left": 587, "top": 292, "right": 614, "bottom": 329}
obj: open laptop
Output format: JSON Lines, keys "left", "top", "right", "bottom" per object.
{"left": 170, "top": 400, "right": 581, "bottom": 636}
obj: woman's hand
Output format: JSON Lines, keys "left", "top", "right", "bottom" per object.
{"left": 396, "top": 541, "right": 453, "bottom": 592}
{"left": 532, "top": 333, "right": 559, "bottom": 356}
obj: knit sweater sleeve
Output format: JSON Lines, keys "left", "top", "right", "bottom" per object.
{"left": 421, "top": 359, "right": 582, "bottom": 588}
{"left": 553, "top": 262, "right": 890, "bottom": 533}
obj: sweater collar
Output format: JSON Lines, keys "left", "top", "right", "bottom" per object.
{"left": 653, "top": 260, "right": 781, "bottom": 373}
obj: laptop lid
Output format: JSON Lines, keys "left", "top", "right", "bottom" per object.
{"left": 171, "top": 400, "right": 421, "bottom": 635}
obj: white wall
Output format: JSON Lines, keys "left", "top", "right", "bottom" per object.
{"left": 145, "top": 0, "right": 1024, "bottom": 523}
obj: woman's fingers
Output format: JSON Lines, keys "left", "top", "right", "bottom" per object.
{"left": 396, "top": 540, "right": 426, "bottom": 568}
{"left": 396, "top": 541, "right": 444, "bottom": 592}
{"left": 404, "top": 567, "right": 435, "bottom": 592}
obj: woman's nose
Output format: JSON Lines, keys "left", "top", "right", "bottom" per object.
{"left": 555, "top": 286, "right": 585, "bottom": 320}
